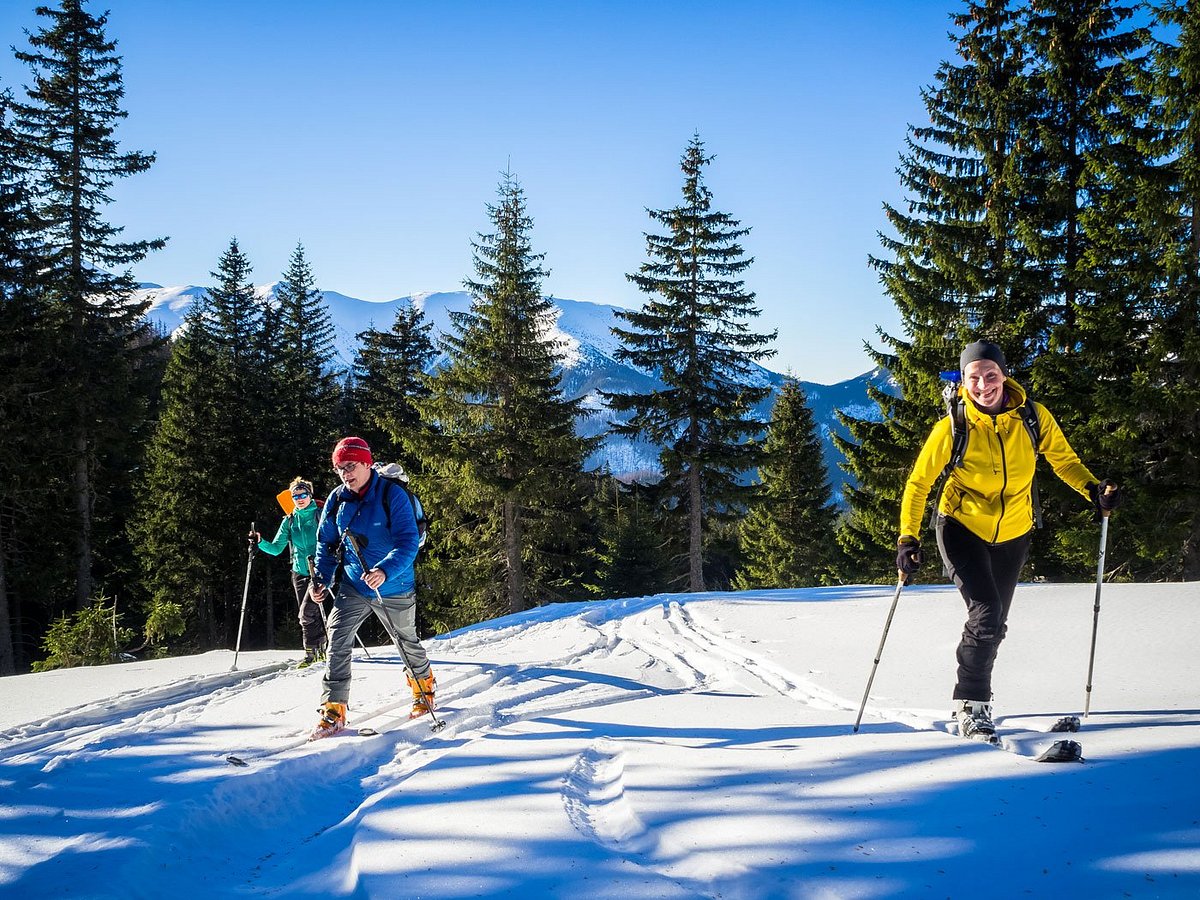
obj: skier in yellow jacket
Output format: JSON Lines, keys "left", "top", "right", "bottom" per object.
{"left": 897, "top": 340, "right": 1121, "bottom": 740}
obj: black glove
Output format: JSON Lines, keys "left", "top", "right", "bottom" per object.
{"left": 1088, "top": 479, "right": 1122, "bottom": 521}
{"left": 896, "top": 536, "right": 924, "bottom": 584}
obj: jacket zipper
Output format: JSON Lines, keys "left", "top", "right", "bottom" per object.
{"left": 992, "top": 414, "right": 1008, "bottom": 543}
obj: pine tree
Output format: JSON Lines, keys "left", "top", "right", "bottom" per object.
{"left": 736, "top": 380, "right": 839, "bottom": 589}
{"left": 422, "top": 173, "right": 593, "bottom": 618}
{"left": 1124, "top": 0, "right": 1200, "bottom": 577}
{"left": 1021, "top": 0, "right": 1152, "bottom": 577}
{"left": 0, "top": 85, "right": 74, "bottom": 672}
{"left": 593, "top": 476, "right": 674, "bottom": 600}
{"left": 133, "top": 299, "right": 226, "bottom": 646}
{"left": 11, "top": 0, "right": 165, "bottom": 608}
{"left": 839, "top": 1, "right": 1059, "bottom": 578}
{"left": 134, "top": 240, "right": 270, "bottom": 647}
{"left": 607, "top": 135, "right": 776, "bottom": 592}
{"left": 266, "top": 243, "right": 341, "bottom": 479}
{"left": 350, "top": 301, "right": 436, "bottom": 463}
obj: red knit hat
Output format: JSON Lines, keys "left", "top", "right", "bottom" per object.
{"left": 331, "top": 436, "right": 373, "bottom": 468}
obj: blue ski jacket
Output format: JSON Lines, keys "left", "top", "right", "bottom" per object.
{"left": 314, "top": 470, "right": 419, "bottom": 597}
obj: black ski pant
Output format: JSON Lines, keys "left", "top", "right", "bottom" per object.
{"left": 291, "top": 572, "right": 327, "bottom": 651}
{"left": 936, "top": 515, "right": 1032, "bottom": 702}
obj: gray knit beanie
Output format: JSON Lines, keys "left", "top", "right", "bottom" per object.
{"left": 960, "top": 340, "right": 1008, "bottom": 375}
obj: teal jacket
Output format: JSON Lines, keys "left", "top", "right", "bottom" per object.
{"left": 258, "top": 501, "right": 321, "bottom": 576}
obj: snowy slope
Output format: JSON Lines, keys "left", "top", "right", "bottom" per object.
{"left": 1, "top": 582, "right": 1197, "bottom": 898}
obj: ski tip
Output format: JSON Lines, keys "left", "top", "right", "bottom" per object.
{"left": 1034, "top": 739, "right": 1083, "bottom": 763}
{"left": 357, "top": 727, "right": 379, "bottom": 737}
{"left": 226, "top": 755, "right": 248, "bottom": 767}
{"left": 1049, "top": 715, "right": 1082, "bottom": 733}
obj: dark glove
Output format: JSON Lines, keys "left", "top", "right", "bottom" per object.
{"left": 1088, "top": 480, "right": 1122, "bottom": 521}
{"left": 896, "top": 536, "right": 924, "bottom": 584}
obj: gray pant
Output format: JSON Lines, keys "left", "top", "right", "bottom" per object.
{"left": 321, "top": 583, "right": 430, "bottom": 704}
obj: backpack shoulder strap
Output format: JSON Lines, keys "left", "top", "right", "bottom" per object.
{"left": 947, "top": 396, "right": 968, "bottom": 470}
{"left": 1018, "top": 398, "right": 1042, "bottom": 454}
{"left": 380, "top": 476, "right": 395, "bottom": 530}
{"left": 1019, "top": 397, "right": 1043, "bottom": 529}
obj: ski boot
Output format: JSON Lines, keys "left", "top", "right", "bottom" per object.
{"left": 310, "top": 701, "right": 347, "bottom": 740}
{"left": 297, "top": 647, "right": 320, "bottom": 668}
{"left": 407, "top": 672, "right": 436, "bottom": 719}
{"left": 954, "top": 699, "right": 997, "bottom": 742}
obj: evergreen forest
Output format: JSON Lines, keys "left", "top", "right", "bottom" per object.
{"left": 1, "top": 0, "right": 1197, "bottom": 674}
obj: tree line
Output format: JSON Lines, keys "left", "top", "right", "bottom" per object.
{"left": 2, "top": 0, "right": 1196, "bottom": 674}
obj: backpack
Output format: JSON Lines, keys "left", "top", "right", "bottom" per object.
{"left": 933, "top": 371, "right": 1044, "bottom": 529}
{"left": 327, "top": 462, "right": 429, "bottom": 553}
{"left": 373, "top": 462, "right": 429, "bottom": 551}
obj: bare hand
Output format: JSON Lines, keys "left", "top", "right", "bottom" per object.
{"left": 363, "top": 568, "right": 386, "bottom": 591}
{"left": 311, "top": 582, "right": 326, "bottom": 603}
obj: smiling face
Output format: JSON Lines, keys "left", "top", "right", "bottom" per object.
{"left": 963, "top": 359, "right": 1006, "bottom": 413}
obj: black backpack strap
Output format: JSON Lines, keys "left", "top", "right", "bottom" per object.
{"left": 930, "top": 395, "right": 967, "bottom": 520}
{"left": 380, "top": 477, "right": 394, "bottom": 530}
{"left": 1019, "top": 399, "right": 1044, "bottom": 529}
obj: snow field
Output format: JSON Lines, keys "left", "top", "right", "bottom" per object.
{"left": 0, "top": 583, "right": 1197, "bottom": 898}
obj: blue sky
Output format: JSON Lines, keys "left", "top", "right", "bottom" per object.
{"left": 0, "top": 0, "right": 957, "bottom": 383}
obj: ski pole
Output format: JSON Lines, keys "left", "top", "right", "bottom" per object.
{"left": 343, "top": 532, "right": 444, "bottom": 732}
{"left": 853, "top": 572, "right": 907, "bottom": 733}
{"left": 1083, "top": 487, "right": 1116, "bottom": 717}
{"left": 306, "top": 556, "right": 370, "bottom": 658}
{"left": 231, "top": 522, "right": 257, "bottom": 672}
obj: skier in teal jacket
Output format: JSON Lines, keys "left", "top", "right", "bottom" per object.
{"left": 253, "top": 477, "right": 326, "bottom": 664}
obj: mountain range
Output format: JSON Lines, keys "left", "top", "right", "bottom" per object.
{"left": 136, "top": 284, "right": 893, "bottom": 500}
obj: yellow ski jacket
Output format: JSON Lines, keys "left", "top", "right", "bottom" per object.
{"left": 900, "top": 379, "right": 1097, "bottom": 544}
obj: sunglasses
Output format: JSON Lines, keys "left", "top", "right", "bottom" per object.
{"left": 333, "top": 462, "right": 361, "bottom": 475}
{"left": 291, "top": 491, "right": 311, "bottom": 500}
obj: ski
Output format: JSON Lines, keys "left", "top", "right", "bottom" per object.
{"left": 952, "top": 715, "right": 1083, "bottom": 764}
{"left": 224, "top": 706, "right": 451, "bottom": 767}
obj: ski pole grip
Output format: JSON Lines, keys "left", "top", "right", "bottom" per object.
{"left": 306, "top": 555, "right": 327, "bottom": 600}
{"left": 1102, "top": 483, "right": 1116, "bottom": 518}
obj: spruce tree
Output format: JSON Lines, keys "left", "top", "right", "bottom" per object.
{"left": 839, "top": 1, "right": 1056, "bottom": 579}
{"left": 1021, "top": 0, "right": 1152, "bottom": 577}
{"left": 1125, "top": 0, "right": 1200, "bottom": 577}
{"left": 132, "top": 311, "right": 224, "bottom": 646}
{"left": 591, "top": 475, "right": 672, "bottom": 601}
{"left": 0, "top": 85, "right": 74, "bottom": 672}
{"left": 11, "top": 0, "right": 165, "bottom": 608}
{"left": 422, "top": 173, "right": 593, "bottom": 618}
{"left": 134, "top": 240, "right": 270, "bottom": 647}
{"left": 736, "top": 380, "right": 839, "bottom": 589}
{"left": 607, "top": 135, "right": 776, "bottom": 592}
{"left": 350, "top": 301, "right": 436, "bottom": 463}
{"left": 267, "top": 243, "right": 340, "bottom": 479}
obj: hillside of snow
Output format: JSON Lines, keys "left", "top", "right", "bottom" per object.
{"left": 2, "top": 582, "right": 1197, "bottom": 898}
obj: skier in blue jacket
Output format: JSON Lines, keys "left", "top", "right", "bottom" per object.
{"left": 309, "top": 436, "right": 434, "bottom": 738}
